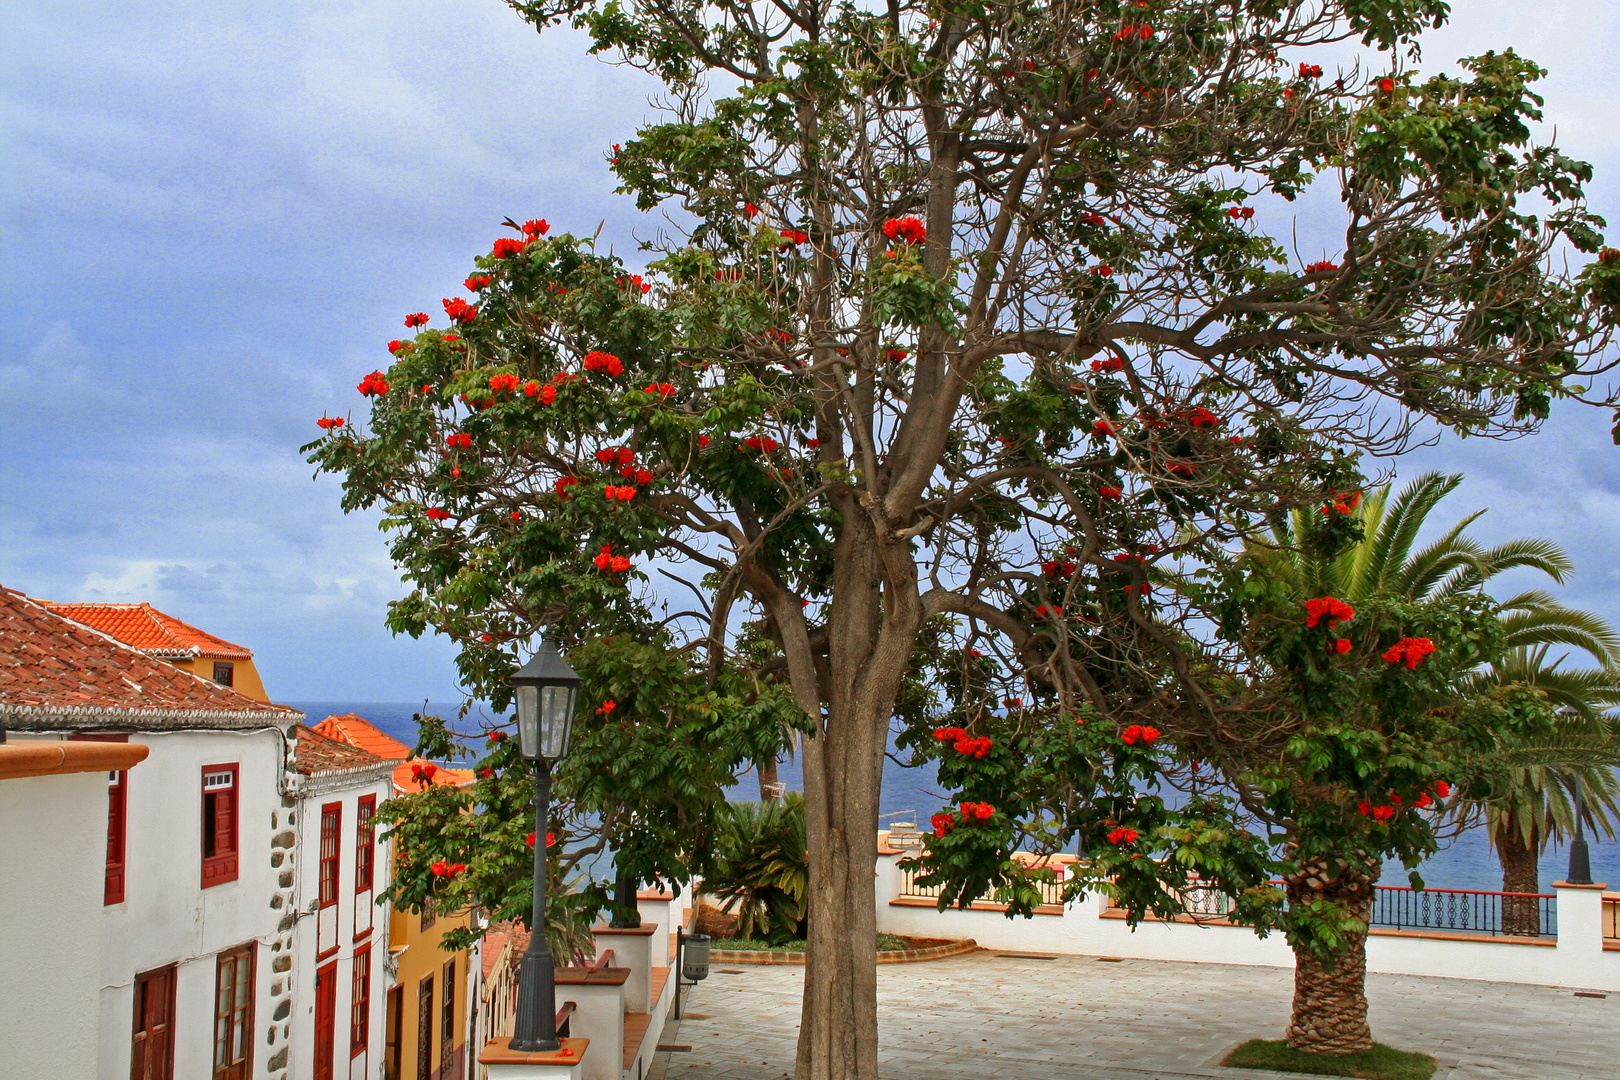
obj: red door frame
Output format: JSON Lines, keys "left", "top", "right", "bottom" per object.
{"left": 313, "top": 960, "right": 338, "bottom": 1080}
{"left": 130, "top": 964, "right": 176, "bottom": 1080}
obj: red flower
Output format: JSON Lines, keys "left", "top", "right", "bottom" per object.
{"left": 593, "top": 544, "right": 615, "bottom": 570}
{"left": 479, "top": 768, "right": 494, "bottom": 778}
{"left": 1106, "top": 826, "right": 1139, "bottom": 845}
{"left": 806, "top": 438, "right": 819, "bottom": 449}
{"left": 425, "top": 508, "right": 450, "bottom": 522}
{"left": 446, "top": 433, "right": 473, "bottom": 449}
{"left": 1099, "top": 485, "right": 1123, "bottom": 501}
{"left": 698, "top": 435, "right": 710, "bottom": 447}
{"left": 614, "top": 447, "right": 634, "bottom": 465}
{"left": 1372, "top": 805, "right": 1396, "bottom": 823}
{"left": 553, "top": 476, "right": 580, "bottom": 496}
{"left": 959, "top": 801, "right": 995, "bottom": 821}
{"left": 1304, "top": 597, "right": 1355, "bottom": 629}
{"left": 316, "top": 416, "right": 345, "bottom": 430}
{"left": 522, "top": 219, "right": 549, "bottom": 238}
{"left": 583, "top": 351, "right": 624, "bottom": 377}
{"left": 954, "top": 735, "right": 993, "bottom": 759}
{"left": 1413, "top": 793, "right": 1433, "bottom": 809}
{"left": 491, "top": 237, "right": 525, "bottom": 259}
{"left": 1334, "top": 638, "right": 1352, "bottom": 655}
{"left": 1357, "top": 801, "right": 1373, "bottom": 816}
{"left": 387, "top": 340, "right": 408, "bottom": 355}
{"left": 510, "top": 511, "right": 522, "bottom": 522}
{"left": 742, "top": 436, "right": 779, "bottom": 453}
{"left": 1091, "top": 264, "right": 1113, "bottom": 277}
{"left": 1378, "top": 77, "right": 1395, "bottom": 93}
{"left": 744, "top": 202, "right": 760, "bottom": 218}
{"left": 357, "top": 371, "right": 390, "bottom": 397}
{"left": 1299, "top": 62, "right": 1323, "bottom": 78}
{"left": 1383, "top": 637, "right": 1435, "bottom": 669}
{"left": 884, "top": 348, "right": 908, "bottom": 362}
{"left": 596, "top": 699, "right": 616, "bottom": 715}
{"left": 442, "top": 297, "right": 479, "bottom": 325}
{"left": 541, "top": 384, "right": 557, "bottom": 405}
{"left": 930, "top": 811, "right": 955, "bottom": 838}
{"left": 881, "top": 216, "right": 927, "bottom": 245}
{"left": 634, "top": 468, "right": 653, "bottom": 485}
{"left": 464, "top": 274, "right": 493, "bottom": 292}
{"left": 595, "top": 449, "right": 615, "bottom": 465}
{"left": 933, "top": 726, "right": 966, "bottom": 743}
{"left": 490, "top": 373, "right": 521, "bottom": 394}
{"left": 431, "top": 860, "right": 449, "bottom": 876}
{"left": 489, "top": 730, "right": 507, "bottom": 743}
{"left": 1184, "top": 407, "right": 1221, "bottom": 430}
{"left": 404, "top": 312, "right": 430, "bottom": 328}
{"left": 645, "top": 382, "right": 676, "bottom": 398}
{"left": 610, "top": 555, "right": 631, "bottom": 572}
{"left": 1119, "top": 725, "right": 1160, "bottom": 746}
{"left": 1089, "top": 357, "right": 1126, "bottom": 372}
{"left": 413, "top": 763, "right": 439, "bottom": 784}
{"left": 1092, "top": 420, "right": 1118, "bottom": 437}
{"left": 1305, "top": 260, "right": 1338, "bottom": 274}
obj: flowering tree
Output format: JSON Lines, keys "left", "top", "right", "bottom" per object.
{"left": 308, "top": 1, "right": 1620, "bottom": 1075}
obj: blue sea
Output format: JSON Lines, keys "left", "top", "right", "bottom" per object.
{"left": 288, "top": 701, "right": 1619, "bottom": 895}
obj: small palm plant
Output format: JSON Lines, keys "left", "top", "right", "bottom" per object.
{"left": 705, "top": 793, "right": 809, "bottom": 943}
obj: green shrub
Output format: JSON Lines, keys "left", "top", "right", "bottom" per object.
{"left": 704, "top": 794, "right": 808, "bottom": 943}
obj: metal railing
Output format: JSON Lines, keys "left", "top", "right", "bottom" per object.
{"left": 897, "top": 864, "right": 1066, "bottom": 907}
{"left": 1369, "top": 885, "right": 1556, "bottom": 938}
{"left": 556, "top": 1001, "right": 576, "bottom": 1039}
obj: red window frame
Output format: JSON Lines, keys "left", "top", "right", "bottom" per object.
{"left": 351, "top": 946, "right": 372, "bottom": 1059}
{"left": 201, "top": 764, "right": 239, "bottom": 888}
{"left": 319, "top": 803, "right": 342, "bottom": 908}
{"left": 212, "top": 943, "right": 256, "bottom": 1080}
{"left": 71, "top": 734, "right": 129, "bottom": 904}
{"left": 355, "top": 795, "right": 376, "bottom": 893}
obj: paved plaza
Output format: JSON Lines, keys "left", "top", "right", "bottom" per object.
{"left": 648, "top": 951, "right": 1617, "bottom": 1080}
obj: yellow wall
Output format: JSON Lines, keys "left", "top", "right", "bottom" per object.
{"left": 389, "top": 897, "right": 470, "bottom": 1080}
{"left": 170, "top": 655, "right": 270, "bottom": 702}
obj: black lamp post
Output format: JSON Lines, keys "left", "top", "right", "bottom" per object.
{"left": 1568, "top": 772, "right": 1594, "bottom": 886}
{"left": 507, "top": 635, "right": 581, "bottom": 1053}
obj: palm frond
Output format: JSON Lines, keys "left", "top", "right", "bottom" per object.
{"left": 1360, "top": 473, "right": 1462, "bottom": 600}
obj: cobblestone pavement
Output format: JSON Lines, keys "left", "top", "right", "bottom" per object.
{"left": 648, "top": 951, "right": 1617, "bottom": 1080}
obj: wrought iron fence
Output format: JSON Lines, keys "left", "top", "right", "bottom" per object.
{"left": 897, "top": 864, "right": 1066, "bottom": 907}
{"left": 1369, "top": 885, "right": 1556, "bottom": 938}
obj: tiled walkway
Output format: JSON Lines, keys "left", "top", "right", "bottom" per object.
{"left": 649, "top": 951, "right": 1617, "bottom": 1079}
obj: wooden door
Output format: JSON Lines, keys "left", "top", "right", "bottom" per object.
{"left": 416, "top": 975, "right": 433, "bottom": 1080}
{"left": 313, "top": 961, "right": 337, "bottom": 1080}
{"left": 130, "top": 966, "right": 175, "bottom": 1080}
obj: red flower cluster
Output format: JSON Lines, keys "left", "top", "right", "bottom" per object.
{"left": 525, "top": 831, "right": 557, "bottom": 847}
{"left": 619, "top": 273, "right": 650, "bottom": 294}
{"left": 805, "top": 438, "right": 819, "bottom": 449}
{"left": 1091, "top": 264, "right": 1113, "bottom": 277}
{"left": 698, "top": 435, "right": 710, "bottom": 447}
{"left": 741, "top": 436, "right": 779, "bottom": 453}
{"left": 446, "top": 433, "right": 473, "bottom": 449}
{"left": 933, "top": 727, "right": 992, "bottom": 757}
{"left": 485, "top": 373, "right": 517, "bottom": 394}
{"left": 491, "top": 237, "right": 525, "bottom": 259}
{"left": 1332, "top": 638, "right": 1353, "bottom": 655}
{"left": 405, "top": 312, "right": 430, "bottom": 328}
{"left": 1112, "top": 24, "right": 1153, "bottom": 41}
{"left": 1092, "top": 420, "right": 1118, "bottom": 437}
{"left": 778, "top": 229, "right": 809, "bottom": 249}
{"left": 1299, "top": 62, "right": 1323, "bottom": 78}
{"left": 554, "top": 476, "right": 581, "bottom": 497}
{"left": 1227, "top": 206, "right": 1256, "bottom": 220}
{"left": 1090, "top": 357, "right": 1126, "bottom": 372}
{"left": 1383, "top": 637, "right": 1435, "bottom": 669}
{"left": 1305, "top": 260, "right": 1338, "bottom": 274}
{"left": 430, "top": 860, "right": 466, "bottom": 878}
{"left": 1080, "top": 210, "right": 1107, "bottom": 228}
{"left": 387, "top": 339, "right": 410, "bottom": 355}
{"left": 584, "top": 351, "right": 624, "bottom": 377}
{"left": 959, "top": 801, "right": 995, "bottom": 821}
{"left": 1032, "top": 604, "right": 1063, "bottom": 618}
{"left": 358, "top": 371, "right": 390, "bottom": 396}
{"left": 465, "top": 274, "right": 493, "bottom": 292}
{"left": 1304, "top": 597, "right": 1355, "bottom": 629}
{"left": 522, "top": 219, "right": 549, "bottom": 238}
{"left": 930, "top": 811, "right": 955, "bottom": 838}
{"left": 595, "top": 699, "right": 616, "bottom": 716}
{"left": 743, "top": 202, "right": 760, "bottom": 218}
{"left": 595, "top": 447, "right": 635, "bottom": 466}
{"left": 1182, "top": 407, "right": 1220, "bottom": 430}
{"left": 1322, "top": 490, "right": 1361, "bottom": 516}
{"left": 525, "top": 382, "right": 558, "bottom": 405}
{"left": 1166, "top": 462, "right": 1194, "bottom": 476}
{"left": 883, "top": 348, "right": 909, "bottom": 363}
{"left": 1377, "top": 76, "right": 1395, "bottom": 93}
{"left": 412, "top": 763, "right": 439, "bottom": 784}
{"left": 603, "top": 485, "right": 636, "bottom": 501}
{"left": 1120, "top": 724, "right": 1159, "bottom": 746}
{"left": 1106, "top": 826, "right": 1140, "bottom": 845}
{"left": 1041, "top": 559, "right": 1076, "bottom": 577}
{"left": 443, "top": 297, "right": 478, "bottom": 325}
{"left": 1357, "top": 801, "right": 1398, "bottom": 823}
{"left": 316, "top": 416, "right": 344, "bottom": 430}
{"left": 593, "top": 544, "right": 632, "bottom": 572}
{"left": 882, "top": 216, "right": 927, "bottom": 245}
{"left": 425, "top": 508, "right": 450, "bottom": 522}
{"left": 1099, "top": 485, "right": 1123, "bottom": 501}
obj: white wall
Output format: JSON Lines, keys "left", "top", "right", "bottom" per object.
{"left": 876, "top": 853, "right": 1620, "bottom": 992}
{"left": 287, "top": 775, "right": 395, "bottom": 1080}
{"left": 97, "top": 728, "right": 289, "bottom": 1080}
{"left": 0, "top": 768, "right": 107, "bottom": 1080}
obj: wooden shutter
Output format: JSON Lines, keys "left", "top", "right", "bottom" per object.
{"left": 201, "top": 765, "right": 239, "bottom": 887}
{"left": 131, "top": 965, "right": 176, "bottom": 1080}
{"left": 351, "top": 946, "right": 371, "bottom": 1058}
{"left": 106, "top": 768, "right": 127, "bottom": 905}
{"left": 313, "top": 961, "right": 337, "bottom": 1080}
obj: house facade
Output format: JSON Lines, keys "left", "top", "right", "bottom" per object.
{"left": 43, "top": 600, "right": 273, "bottom": 703}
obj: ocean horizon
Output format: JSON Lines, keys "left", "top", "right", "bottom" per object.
{"left": 288, "top": 700, "right": 1618, "bottom": 895}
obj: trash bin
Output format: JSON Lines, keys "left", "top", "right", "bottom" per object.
{"left": 682, "top": 933, "right": 711, "bottom": 982}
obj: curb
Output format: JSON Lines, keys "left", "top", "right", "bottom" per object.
{"left": 708, "top": 939, "right": 979, "bottom": 966}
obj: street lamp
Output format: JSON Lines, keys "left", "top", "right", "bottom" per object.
{"left": 507, "top": 635, "right": 581, "bottom": 1053}
{"left": 1568, "top": 772, "right": 1594, "bottom": 886}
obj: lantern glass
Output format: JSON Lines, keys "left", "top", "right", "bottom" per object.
{"left": 540, "top": 685, "right": 576, "bottom": 759}
{"left": 515, "top": 684, "right": 540, "bottom": 760}
{"left": 510, "top": 635, "right": 581, "bottom": 763}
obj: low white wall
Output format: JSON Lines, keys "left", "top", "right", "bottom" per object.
{"left": 876, "top": 853, "right": 1619, "bottom": 991}
{"left": 0, "top": 768, "right": 107, "bottom": 1080}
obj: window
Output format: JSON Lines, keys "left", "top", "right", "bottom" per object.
{"left": 107, "top": 767, "right": 127, "bottom": 905}
{"left": 440, "top": 958, "right": 455, "bottom": 1078}
{"left": 319, "top": 804, "right": 342, "bottom": 908}
{"left": 355, "top": 795, "right": 376, "bottom": 893}
{"left": 201, "top": 765, "right": 239, "bottom": 887}
{"left": 416, "top": 975, "right": 434, "bottom": 1080}
{"left": 314, "top": 962, "right": 337, "bottom": 1080}
{"left": 212, "top": 662, "right": 234, "bottom": 687}
{"left": 131, "top": 965, "right": 176, "bottom": 1080}
{"left": 212, "top": 945, "right": 255, "bottom": 1080}
{"left": 351, "top": 946, "right": 372, "bottom": 1059}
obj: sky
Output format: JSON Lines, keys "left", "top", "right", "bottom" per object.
{"left": 4, "top": 1, "right": 1620, "bottom": 702}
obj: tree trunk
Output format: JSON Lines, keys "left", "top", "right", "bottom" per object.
{"left": 1284, "top": 855, "right": 1380, "bottom": 1055}
{"left": 756, "top": 754, "right": 781, "bottom": 801}
{"left": 1496, "top": 817, "right": 1542, "bottom": 936}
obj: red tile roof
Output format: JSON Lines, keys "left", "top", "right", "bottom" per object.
{"left": 41, "top": 602, "right": 254, "bottom": 660}
{"left": 312, "top": 713, "right": 474, "bottom": 792}
{"left": 0, "top": 585, "right": 301, "bottom": 729}
{"left": 292, "top": 724, "right": 393, "bottom": 776}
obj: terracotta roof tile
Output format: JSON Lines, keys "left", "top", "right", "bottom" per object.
{"left": 42, "top": 602, "right": 253, "bottom": 660}
{"left": 0, "top": 585, "right": 300, "bottom": 728}
{"left": 292, "top": 724, "right": 392, "bottom": 775}
{"left": 311, "top": 713, "right": 473, "bottom": 792}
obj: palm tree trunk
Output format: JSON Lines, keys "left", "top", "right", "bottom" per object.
{"left": 1285, "top": 855, "right": 1380, "bottom": 1054}
{"left": 1496, "top": 818, "right": 1542, "bottom": 936}
{"left": 757, "top": 754, "right": 781, "bottom": 801}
